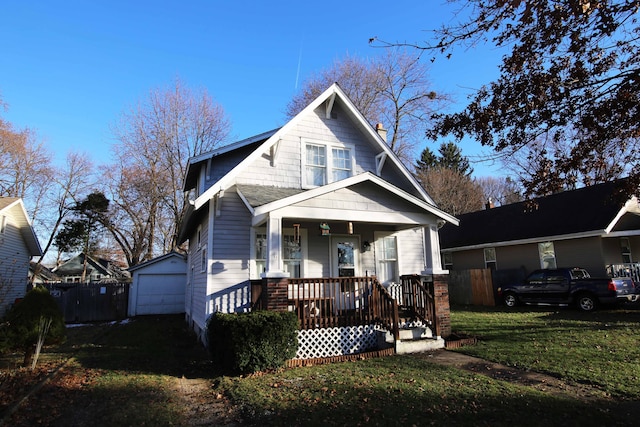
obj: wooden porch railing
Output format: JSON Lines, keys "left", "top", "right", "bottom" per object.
{"left": 251, "top": 275, "right": 440, "bottom": 339}
{"left": 252, "top": 276, "right": 400, "bottom": 339}
{"left": 398, "top": 275, "right": 440, "bottom": 337}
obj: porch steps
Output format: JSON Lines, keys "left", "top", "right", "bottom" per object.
{"left": 377, "top": 326, "right": 445, "bottom": 354}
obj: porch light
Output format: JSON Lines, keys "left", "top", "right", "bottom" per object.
{"left": 319, "top": 222, "right": 330, "bottom": 236}
{"left": 362, "top": 241, "right": 371, "bottom": 252}
{"left": 348, "top": 222, "right": 353, "bottom": 234}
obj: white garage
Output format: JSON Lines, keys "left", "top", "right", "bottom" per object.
{"left": 128, "top": 252, "right": 187, "bottom": 316}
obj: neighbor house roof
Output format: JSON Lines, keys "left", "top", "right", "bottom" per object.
{"left": 0, "top": 197, "right": 42, "bottom": 256}
{"left": 440, "top": 180, "right": 640, "bottom": 251}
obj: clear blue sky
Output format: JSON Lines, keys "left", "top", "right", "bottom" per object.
{"left": 0, "top": 0, "right": 504, "bottom": 176}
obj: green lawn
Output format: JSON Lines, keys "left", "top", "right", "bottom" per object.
{"left": 219, "top": 305, "right": 640, "bottom": 426}
{"left": 3, "top": 307, "right": 639, "bottom": 426}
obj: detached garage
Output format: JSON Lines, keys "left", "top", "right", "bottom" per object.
{"left": 128, "top": 252, "right": 187, "bottom": 316}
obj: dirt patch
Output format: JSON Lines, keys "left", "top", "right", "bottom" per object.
{"left": 174, "top": 376, "right": 240, "bottom": 426}
{"left": 421, "top": 349, "right": 612, "bottom": 402}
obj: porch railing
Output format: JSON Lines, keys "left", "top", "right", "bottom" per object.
{"left": 607, "top": 263, "right": 640, "bottom": 284}
{"left": 398, "top": 275, "right": 439, "bottom": 337}
{"left": 251, "top": 275, "right": 442, "bottom": 340}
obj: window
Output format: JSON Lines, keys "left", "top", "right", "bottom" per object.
{"left": 303, "top": 141, "right": 353, "bottom": 187}
{"left": 538, "top": 242, "right": 556, "bottom": 269}
{"left": 0, "top": 215, "right": 6, "bottom": 234}
{"left": 283, "top": 234, "right": 301, "bottom": 278}
{"left": 305, "top": 144, "right": 326, "bottom": 186}
{"left": 200, "top": 246, "right": 207, "bottom": 273}
{"left": 377, "top": 235, "right": 398, "bottom": 285}
{"left": 484, "top": 247, "right": 497, "bottom": 270}
{"left": 255, "top": 232, "right": 267, "bottom": 276}
{"left": 196, "top": 225, "right": 202, "bottom": 248}
{"left": 621, "top": 238, "right": 632, "bottom": 263}
{"left": 254, "top": 230, "right": 303, "bottom": 278}
{"left": 442, "top": 252, "right": 453, "bottom": 270}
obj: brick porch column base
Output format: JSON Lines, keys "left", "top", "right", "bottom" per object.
{"left": 433, "top": 274, "right": 451, "bottom": 338}
{"left": 263, "top": 277, "right": 289, "bottom": 312}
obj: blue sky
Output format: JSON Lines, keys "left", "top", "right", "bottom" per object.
{"left": 0, "top": 1, "right": 505, "bottom": 176}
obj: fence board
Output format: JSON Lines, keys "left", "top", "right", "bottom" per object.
{"left": 43, "top": 282, "right": 130, "bottom": 323}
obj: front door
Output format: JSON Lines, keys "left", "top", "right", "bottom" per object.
{"left": 332, "top": 236, "right": 360, "bottom": 277}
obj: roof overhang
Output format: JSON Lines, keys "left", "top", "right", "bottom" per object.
{"left": 605, "top": 196, "right": 640, "bottom": 234}
{"left": 236, "top": 172, "right": 459, "bottom": 228}
{"left": 0, "top": 198, "right": 42, "bottom": 256}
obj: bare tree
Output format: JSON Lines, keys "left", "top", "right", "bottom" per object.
{"left": 0, "top": 119, "right": 54, "bottom": 222}
{"left": 416, "top": 167, "right": 485, "bottom": 215}
{"left": 475, "top": 176, "right": 523, "bottom": 207}
{"left": 287, "top": 49, "right": 447, "bottom": 163}
{"left": 109, "top": 78, "right": 231, "bottom": 265}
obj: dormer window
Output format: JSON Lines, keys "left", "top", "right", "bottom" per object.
{"left": 303, "top": 140, "right": 354, "bottom": 188}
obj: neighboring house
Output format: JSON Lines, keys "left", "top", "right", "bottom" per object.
{"left": 53, "top": 253, "right": 131, "bottom": 284}
{"left": 0, "top": 197, "right": 43, "bottom": 316}
{"left": 179, "top": 83, "right": 459, "bottom": 359}
{"left": 128, "top": 252, "right": 187, "bottom": 316}
{"left": 439, "top": 180, "right": 640, "bottom": 283}
{"left": 29, "top": 261, "right": 61, "bottom": 284}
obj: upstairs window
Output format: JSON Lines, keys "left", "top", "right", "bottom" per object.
{"left": 0, "top": 215, "right": 6, "bottom": 234}
{"left": 303, "top": 141, "right": 354, "bottom": 188}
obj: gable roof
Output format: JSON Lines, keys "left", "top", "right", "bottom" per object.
{"left": 440, "top": 180, "right": 640, "bottom": 251}
{"left": 183, "top": 128, "right": 279, "bottom": 191}
{"left": 237, "top": 172, "right": 458, "bottom": 226}
{"left": 128, "top": 251, "right": 187, "bottom": 272}
{"left": 0, "top": 197, "right": 42, "bottom": 256}
{"left": 190, "top": 83, "right": 439, "bottom": 212}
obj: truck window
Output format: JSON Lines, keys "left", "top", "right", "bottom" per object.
{"left": 569, "top": 268, "right": 589, "bottom": 279}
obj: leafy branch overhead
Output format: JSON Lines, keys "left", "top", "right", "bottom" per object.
{"left": 381, "top": 0, "right": 640, "bottom": 196}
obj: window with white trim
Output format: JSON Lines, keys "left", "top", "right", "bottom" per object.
{"left": 621, "top": 237, "right": 632, "bottom": 263}
{"left": 442, "top": 252, "right": 453, "bottom": 270}
{"left": 254, "top": 229, "right": 304, "bottom": 278}
{"left": 377, "top": 235, "right": 398, "bottom": 285}
{"left": 484, "top": 247, "right": 497, "bottom": 270}
{"left": 200, "top": 245, "right": 207, "bottom": 273}
{"left": 303, "top": 141, "right": 354, "bottom": 187}
{"left": 538, "top": 242, "right": 556, "bottom": 269}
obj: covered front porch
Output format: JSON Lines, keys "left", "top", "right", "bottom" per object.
{"left": 251, "top": 273, "right": 450, "bottom": 359}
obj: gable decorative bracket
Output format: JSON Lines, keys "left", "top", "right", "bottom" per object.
{"left": 325, "top": 93, "right": 336, "bottom": 119}
{"left": 270, "top": 138, "right": 281, "bottom": 167}
{"left": 375, "top": 152, "right": 387, "bottom": 176}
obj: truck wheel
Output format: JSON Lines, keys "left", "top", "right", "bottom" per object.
{"left": 576, "top": 293, "right": 597, "bottom": 312}
{"left": 503, "top": 293, "right": 518, "bottom": 308}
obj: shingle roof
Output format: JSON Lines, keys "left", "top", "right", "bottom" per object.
{"left": 236, "top": 185, "right": 305, "bottom": 208}
{"left": 440, "top": 180, "right": 638, "bottom": 249}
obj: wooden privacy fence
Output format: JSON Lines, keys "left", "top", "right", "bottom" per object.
{"left": 448, "top": 269, "right": 495, "bottom": 306}
{"left": 42, "top": 282, "right": 130, "bottom": 323}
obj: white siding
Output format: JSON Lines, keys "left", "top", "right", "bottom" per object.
{"left": 208, "top": 191, "right": 252, "bottom": 315}
{"left": 235, "top": 104, "right": 378, "bottom": 188}
{"left": 0, "top": 214, "right": 31, "bottom": 316}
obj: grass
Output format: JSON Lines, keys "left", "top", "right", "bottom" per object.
{"left": 3, "top": 307, "right": 640, "bottom": 426}
{"left": 449, "top": 304, "right": 640, "bottom": 397}
{"left": 218, "top": 304, "right": 640, "bottom": 426}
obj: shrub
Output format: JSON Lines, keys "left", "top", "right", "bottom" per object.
{"left": 1, "top": 286, "right": 66, "bottom": 367}
{"left": 206, "top": 310, "right": 298, "bottom": 374}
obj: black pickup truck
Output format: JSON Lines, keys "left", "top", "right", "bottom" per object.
{"left": 498, "top": 267, "right": 638, "bottom": 311}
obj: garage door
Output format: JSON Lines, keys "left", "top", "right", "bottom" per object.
{"left": 135, "top": 274, "right": 185, "bottom": 315}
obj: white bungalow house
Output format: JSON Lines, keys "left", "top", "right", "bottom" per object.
{"left": 178, "top": 84, "right": 459, "bottom": 359}
{"left": 0, "top": 197, "right": 43, "bottom": 316}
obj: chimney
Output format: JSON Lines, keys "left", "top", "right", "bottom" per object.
{"left": 485, "top": 198, "right": 495, "bottom": 210}
{"left": 375, "top": 123, "right": 387, "bottom": 142}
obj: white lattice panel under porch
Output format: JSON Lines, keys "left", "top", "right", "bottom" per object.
{"left": 295, "top": 325, "right": 378, "bottom": 359}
